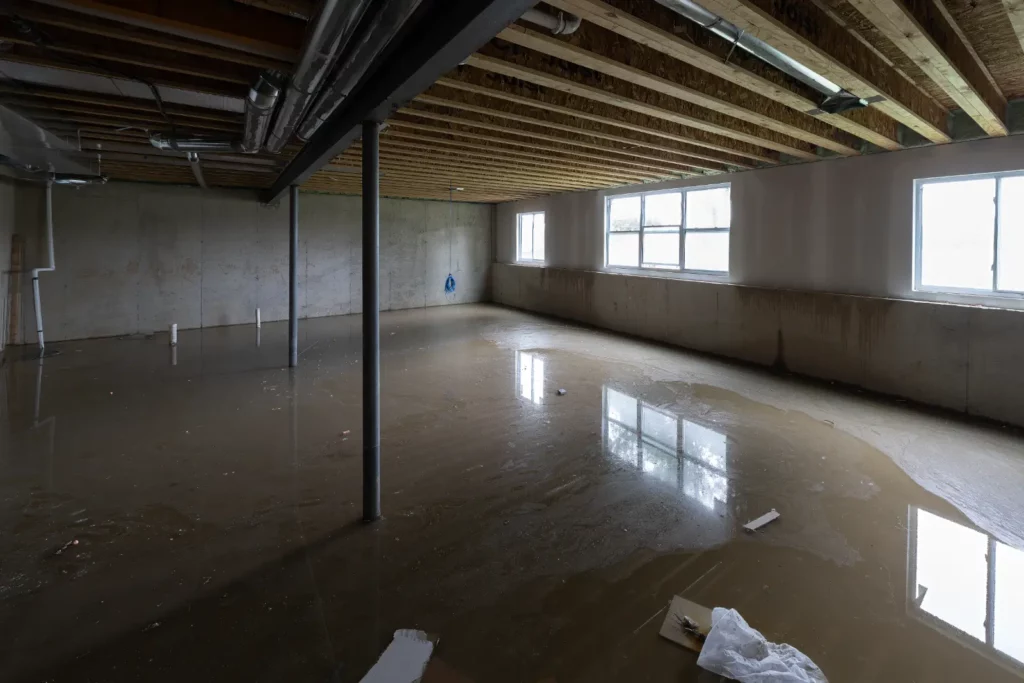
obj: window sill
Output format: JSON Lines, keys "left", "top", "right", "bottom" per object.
{"left": 603, "top": 265, "right": 730, "bottom": 282}
{"left": 911, "top": 286, "right": 1024, "bottom": 310}
{"left": 516, "top": 259, "right": 547, "bottom": 267}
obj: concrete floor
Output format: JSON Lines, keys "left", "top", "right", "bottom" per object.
{"left": 2, "top": 304, "right": 1023, "bottom": 682}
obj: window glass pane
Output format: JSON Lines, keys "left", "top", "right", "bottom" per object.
{"left": 642, "top": 230, "right": 679, "bottom": 268}
{"left": 994, "top": 541, "right": 1024, "bottom": 664}
{"left": 607, "top": 422, "right": 638, "bottom": 465}
{"left": 914, "top": 509, "right": 988, "bottom": 641}
{"left": 644, "top": 192, "right": 681, "bottom": 226}
{"left": 520, "top": 216, "right": 533, "bottom": 260}
{"left": 642, "top": 442, "right": 678, "bottom": 486}
{"left": 606, "top": 388, "right": 637, "bottom": 429}
{"left": 683, "top": 420, "right": 727, "bottom": 471}
{"left": 682, "top": 459, "right": 729, "bottom": 511}
{"left": 533, "top": 221, "right": 545, "bottom": 261}
{"left": 684, "top": 231, "right": 729, "bottom": 272}
{"left": 609, "top": 196, "right": 640, "bottom": 231}
{"left": 920, "top": 179, "right": 995, "bottom": 290}
{"left": 686, "top": 187, "right": 731, "bottom": 229}
{"left": 642, "top": 405, "right": 677, "bottom": 451}
{"left": 997, "top": 177, "right": 1024, "bottom": 293}
{"left": 608, "top": 232, "right": 639, "bottom": 267}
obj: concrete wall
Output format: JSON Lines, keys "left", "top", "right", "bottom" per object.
{"left": 493, "top": 134, "right": 1024, "bottom": 427}
{"left": 12, "top": 181, "right": 492, "bottom": 343}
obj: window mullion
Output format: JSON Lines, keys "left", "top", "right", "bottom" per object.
{"left": 639, "top": 193, "right": 646, "bottom": 267}
{"left": 680, "top": 191, "right": 687, "bottom": 271}
{"left": 993, "top": 178, "right": 1001, "bottom": 292}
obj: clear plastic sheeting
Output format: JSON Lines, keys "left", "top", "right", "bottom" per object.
{"left": 696, "top": 608, "right": 828, "bottom": 683}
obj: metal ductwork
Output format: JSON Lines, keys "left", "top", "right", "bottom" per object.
{"left": 150, "top": 135, "right": 238, "bottom": 152}
{"left": 264, "top": 0, "right": 374, "bottom": 153}
{"left": 240, "top": 71, "right": 283, "bottom": 153}
{"left": 296, "top": 0, "right": 425, "bottom": 142}
{"left": 653, "top": 0, "right": 867, "bottom": 114}
{"left": 521, "top": 7, "right": 581, "bottom": 35}
{"left": 50, "top": 173, "right": 107, "bottom": 185}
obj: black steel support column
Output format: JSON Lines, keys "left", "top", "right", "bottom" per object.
{"left": 361, "top": 120, "right": 381, "bottom": 522}
{"left": 288, "top": 184, "right": 299, "bottom": 368}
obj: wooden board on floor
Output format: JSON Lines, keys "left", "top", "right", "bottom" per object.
{"left": 658, "top": 596, "right": 712, "bottom": 652}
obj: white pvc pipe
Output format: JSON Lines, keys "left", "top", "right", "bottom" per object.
{"left": 521, "top": 8, "right": 581, "bottom": 34}
{"left": 256, "top": 307, "right": 261, "bottom": 328}
{"left": 31, "top": 181, "right": 55, "bottom": 354}
{"left": 169, "top": 323, "right": 178, "bottom": 346}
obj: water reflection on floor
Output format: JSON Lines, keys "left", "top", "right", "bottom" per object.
{"left": 2, "top": 304, "right": 1024, "bottom": 682}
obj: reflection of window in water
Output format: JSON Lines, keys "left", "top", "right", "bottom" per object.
{"left": 908, "top": 507, "right": 1024, "bottom": 671}
{"left": 602, "top": 386, "right": 728, "bottom": 510}
{"left": 516, "top": 351, "right": 544, "bottom": 405}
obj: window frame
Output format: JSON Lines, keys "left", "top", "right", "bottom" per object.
{"left": 604, "top": 183, "right": 731, "bottom": 276}
{"left": 517, "top": 211, "right": 546, "bottom": 264}
{"left": 914, "top": 171, "right": 1024, "bottom": 300}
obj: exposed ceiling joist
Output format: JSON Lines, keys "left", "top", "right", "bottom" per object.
{"left": 436, "top": 72, "right": 754, "bottom": 169}
{"left": 498, "top": 22, "right": 861, "bottom": 156}
{"left": 479, "top": 40, "right": 816, "bottom": 159}
{"left": 847, "top": 0, "right": 1006, "bottom": 136}
{"left": 416, "top": 89, "right": 728, "bottom": 172}
{"left": 27, "top": 0, "right": 304, "bottom": 61}
{"left": 548, "top": 0, "right": 901, "bottom": 150}
{"left": 396, "top": 105, "right": 704, "bottom": 175}
{"left": 1, "top": 0, "right": 289, "bottom": 71}
{"left": 698, "top": 0, "right": 951, "bottom": 143}
{"left": 465, "top": 53, "right": 778, "bottom": 163}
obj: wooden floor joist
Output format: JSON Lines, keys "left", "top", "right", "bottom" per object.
{"left": 394, "top": 107, "right": 704, "bottom": 176}
{"left": 465, "top": 53, "right": 778, "bottom": 163}
{"left": 435, "top": 72, "right": 755, "bottom": 169}
{"left": 498, "top": 22, "right": 861, "bottom": 156}
{"left": 374, "top": 133, "right": 664, "bottom": 185}
{"left": 697, "top": 0, "right": 952, "bottom": 143}
{"left": 549, "top": 0, "right": 901, "bottom": 150}
{"left": 383, "top": 126, "right": 688, "bottom": 180}
{"left": 845, "top": 0, "right": 1006, "bottom": 136}
{"left": 414, "top": 91, "right": 725, "bottom": 173}
{"left": 475, "top": 42, "right": 815, "bottom": 160}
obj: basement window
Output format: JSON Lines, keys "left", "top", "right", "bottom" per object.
{"left": 915, "top": 173, "right": 1024, "bottom": 296}
{"left": 517, "top": 211, "right": 546, "bottom": 263}
{"left": 605, "top": 185, "right": 730, "bottom": 274}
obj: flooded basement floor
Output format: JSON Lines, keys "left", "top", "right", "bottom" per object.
{"left": 2, "top": 304, "right": 1024, "bottom": 682}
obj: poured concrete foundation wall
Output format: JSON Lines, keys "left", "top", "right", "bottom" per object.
{"left": 12, "top": 182, "right": 492, "bottom": 343}
{"left": 493, "top": 134, "right": 1024, "bottom": 427}
{"left": 494, "top": 264, "right": 1024, "bottom": 427}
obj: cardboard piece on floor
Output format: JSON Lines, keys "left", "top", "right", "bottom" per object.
{"left": 743, "top": 509, "right": 780, "bottom": 532}
{"left": 359, "top": 629, "right": 435, "bottom": 683}
{"left": 658, "top": 596, "right": 713, "bottom": 652}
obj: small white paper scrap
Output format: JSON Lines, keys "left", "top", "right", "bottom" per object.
{"left": 743, "top": 509, "right": 780, "bottom": 532}
{"left": 359, "top": 629, "right": 434, "bottom": 683}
